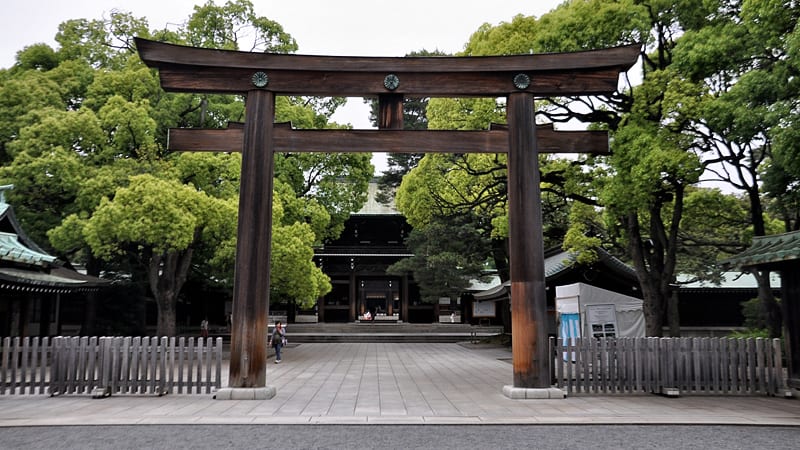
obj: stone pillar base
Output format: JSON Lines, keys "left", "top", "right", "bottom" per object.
{"left": 214, "top": 386, "right": 276, "bottom": 400}
{"left": 502, "top": 385, "right": 565, "bottom": 399}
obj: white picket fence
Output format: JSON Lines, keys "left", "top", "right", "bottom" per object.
{"left": 1, "top": 336, "right": 223, "bottom": 396}
{"left": 551, "top": 336, "right": 788, "bottom": 396}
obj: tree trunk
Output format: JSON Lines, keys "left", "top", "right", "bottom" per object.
{"left": 147, "top": 233, "right": 198, "bottom": 337}
{"left": 81, "top": 292, "right": 97, "bottom": 336}
{"left": 754, "top": 270, "right": 782, "bottom": 338}
{"left": 642, "top": 289, "right": 666, "bottom": 337}
{"left": 81, "top": 252, "right": 102, "bottom": 336}
{"left": 491, "top": 238, "right": 510, "bottom": 282}
{"left": 667, "top": 287, "right": 681, "bottom": 337}
{"left": 747, "top": 187, "right": 782, "bottom": 337}
{"left": 625, "top": 212, "right": 665, "bottom": 336}
{"left": 156, "top": 294, "right": 178, "bottom": 337}
{"left": 10, "top": 297, "right": 22, "bottom": 337}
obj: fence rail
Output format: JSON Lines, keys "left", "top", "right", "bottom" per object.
{"left": 551, "top": 336, "right": 787, "bottom": 396}
{"left": 1, "top": 336, "right": 223, "bottom": 396}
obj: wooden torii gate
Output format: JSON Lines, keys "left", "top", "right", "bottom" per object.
{"left": 136, "top": 38, "right": 638, "bottom": 399}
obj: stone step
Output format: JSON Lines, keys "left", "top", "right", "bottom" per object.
{"left": 201, "top": 323, "right": 505, "bottom": 343}
{"left": 279, "top": 323, "right": 504, "bottom": 343}
{"left": 283, "top": 323, "right": 501, "bottom": 333}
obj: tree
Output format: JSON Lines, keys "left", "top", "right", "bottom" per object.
{"left": 83, "top": 174, "right": 233, "bottom": 336}
{"left": 387, "top": 214, "right": 491, "bottom": 303}
{"left": 659, "top": 0, "right": 800, "bottom": 337}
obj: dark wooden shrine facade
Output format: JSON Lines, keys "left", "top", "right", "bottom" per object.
{"left": 136, "top": 38, "right": 639, "bottom": 390}
{"left": 314, "top": 210, "right": 419, "bottom": 323}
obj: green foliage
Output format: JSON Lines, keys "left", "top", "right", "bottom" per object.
{"left": 0, "top": 72, "right": 64, "bottom": 161}
{"left": 388, "top": 215, "right": 491, "bottom": 303}
{"left": 84, "top": 174, "right": 213, "bottom": 257}
{"left": 728, "top": 328, "right": 771, "bottom": 339}
{"left": 563, "top": 202, "right": 602, "bottom": 264}
{"left": 275, "top": 152, "right": 372, "bottom": 240}
{"left": 0, "top": 147, "right": 85, "bottom": 246}
{"left": 427, "top": 98, "right": 505, "bottom": 130}
{"left": 83, "top": 66, "right": 161, "bottom": 111}
{"left": 6, "top": 107, "right": 105, "bottom": 160}
{"left": 396, "top": 153, "right": 508, "bottom": 233}
{"left": 55, "top": 12, "right": 149, "bottom": 69}
{"left": 170, "top": 152, "right": 242, "bottom": 200}
{"left": 729, "top": 292, "right": 778, "bottom": 338}
{"left": 185, "top": 0, "right": 297, "bottom": 53}
{"left": 15, "top": 44, "right": 60, "bottom": 71}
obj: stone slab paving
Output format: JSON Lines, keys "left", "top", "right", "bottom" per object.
{"left": 1, "top": 343, "right": 799, "bottom": 426}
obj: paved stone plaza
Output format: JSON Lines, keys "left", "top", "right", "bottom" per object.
{"left": 1, "top": 343, "right": 799, "bottom": 426}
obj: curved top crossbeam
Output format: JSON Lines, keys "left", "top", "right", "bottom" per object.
{"left": 135, "top": 38, "right": 640, "bottom": 97}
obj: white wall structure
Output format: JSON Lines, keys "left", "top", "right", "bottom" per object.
{"left": 555, "top": 282, "right": 645, "bottom": 339}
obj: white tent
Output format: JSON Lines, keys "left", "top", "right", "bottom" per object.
{"left": 555, "top": 282, "right": 645, "bottom": 339}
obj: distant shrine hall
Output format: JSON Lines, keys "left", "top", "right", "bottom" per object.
{"left": 312, "top": 183, "right": 421, "bottom": 323}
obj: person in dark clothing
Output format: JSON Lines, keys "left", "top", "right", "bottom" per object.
{"left": 270, "top": 321, "right": 286, "bottom": 363}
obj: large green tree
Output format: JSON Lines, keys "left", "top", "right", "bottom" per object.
{"left": 652, "top": 0, "right": 800, "bottom": 336}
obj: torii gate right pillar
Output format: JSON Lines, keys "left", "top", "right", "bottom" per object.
{"left": 504, "top": 92, "right": 563, "bottom": 398}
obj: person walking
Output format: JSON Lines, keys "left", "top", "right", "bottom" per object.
{"left": 270, "top": 321, "right": 286, "bottom": 363}
{"left": 200, "top": 318, "right": 209, "bottom": 338}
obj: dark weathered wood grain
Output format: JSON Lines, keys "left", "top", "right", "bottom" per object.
{"left": 507, "top": 92, "right": 550, "bottom": 388}
{"left": 137, "top": 38, "right": 640, "bottom": 72}
{"left": 168, "top": 126, "right": 609, "bottom": 155}
{"left": 136, "top": 38, "right": 639, "bottom": 96}
{"left": 227, "top": 90, "right": 275, "bottom": 388}
{"left": 378, "top": 94, "right": 404, "bottom": 129}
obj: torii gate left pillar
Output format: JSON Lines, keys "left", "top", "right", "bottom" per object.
{"left": 225, "top": 90, "right": 276, "bottom": 398}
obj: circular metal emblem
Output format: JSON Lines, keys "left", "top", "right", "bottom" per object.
{"left": 384, "top": 74, "right": 400, "bottom": 90}
{"left": 513, "top": 73, "right": 531, "bottom": 90}
{"left": 251, "top": 71, "right": 269, "bottom": 88}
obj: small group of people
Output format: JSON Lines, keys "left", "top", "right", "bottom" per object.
{"left": 270, "top": 321, "right": 286, "bottom": 364}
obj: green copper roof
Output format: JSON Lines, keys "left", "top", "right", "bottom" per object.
{"left": 0, "top": 231, "right": 57, "bottom": 266}
{"left": 722, "top": 231, "right": 800, "bottom": 269}
{"left": 473, "top": 247, "right": 637, "bottom": 300}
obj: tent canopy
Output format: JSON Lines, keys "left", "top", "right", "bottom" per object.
{"left": 555, "top": 282, "right": 645, "bottom": 338}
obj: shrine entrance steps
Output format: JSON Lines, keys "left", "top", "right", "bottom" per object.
{"left": 280, "top": 323, "right": 504, "bottom": 343}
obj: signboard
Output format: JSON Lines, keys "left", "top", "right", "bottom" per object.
{"left": 473, "top": 300, "right": 496, "bottom": 318}
{"left": 585, "top": 303, "right": 618, "bottom": 338}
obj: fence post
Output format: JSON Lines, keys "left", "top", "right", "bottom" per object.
{"left": 215, "top": 337, "right": 223, "bottom": 390}
{"left": 773, "top": 338, "right": 787, "bottom": 396}
{"left": 158, "top": 337, "right": 168, "bottom": 395}
{"left": 49, "top": 337, "right": 60, "bottom": 396}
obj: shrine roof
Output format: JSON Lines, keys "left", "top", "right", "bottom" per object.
{"left": 472, "top": 247, "right": 637, "bottom": 300}
{"left": 721, "top": 231, "right": 800, "bottom": 270}
{"left": 0, "top": 232, "right": 57, "bottom": 267}
{"left": 0, "top": 266, "right": 107, "bottom": 293}
{"left": 354, "top": 182, "right": 398, "bottom": 215}
{"left": 1, "top": 191, "right": 109, "bottom": 292}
